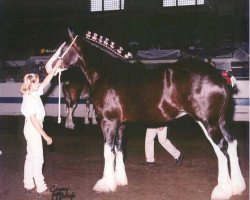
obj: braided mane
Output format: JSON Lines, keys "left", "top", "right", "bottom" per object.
{"left": 84, "top": 31, "right": 133, "bottom": 61}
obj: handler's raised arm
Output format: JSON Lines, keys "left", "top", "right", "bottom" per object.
{"left": 40, "top": 59, "right": 63, "bottom": 89}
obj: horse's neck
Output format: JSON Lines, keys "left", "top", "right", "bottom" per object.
{"left": 78, "top": 57, "right": 99, "bottom": 86}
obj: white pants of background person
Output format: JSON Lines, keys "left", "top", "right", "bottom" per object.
{"left": 23, "top": 119, "right": 47, "bottom": 193}
{"left": 145, "top": 127, "right": 180, "bottom": 163}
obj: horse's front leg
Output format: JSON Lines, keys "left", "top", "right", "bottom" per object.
{"left": 115, "top": 124, "right": 128, "bottom": 186}
{"left": 65, "top": 104, "right": 76, "bottom": 129}
{"left": 93, "top": 118, "right": 117, "bottom": 192}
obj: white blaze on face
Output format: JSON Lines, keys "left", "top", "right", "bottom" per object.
{"left": 45, "top": 42, "right": 66, "bottom": 74}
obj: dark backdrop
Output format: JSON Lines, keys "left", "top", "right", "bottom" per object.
{"left": 1, "top": 0, "right": 249, "bottom": 59}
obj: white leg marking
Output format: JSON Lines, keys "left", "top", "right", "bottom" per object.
{"left": 84, "top": 105, "right": 90, "bottom": 124}
{"left": 65, "top": 107, "right": 75, "bottom": 129}
{"left": 228, "top": 140, "right": 246, "bottom": 195}
{"left": 68, "top": 107, "right": 75, "bottom": 129}
{"left": 65, "top": 107, "right": 69, "bottom": 128}
{"left": 197, "top": 121, "right": 232, "bottom": 200}
{"left": 84, "top": 116, "right": 89, "bottom": 124}
{"left": 115, "top": 147, "right": 128, "bottom": 186}
{"left": 93, "top": 143, "right": 117, "bottom": 192}
{"left": 91, "top": 105, "right": 98, "bottom": 125}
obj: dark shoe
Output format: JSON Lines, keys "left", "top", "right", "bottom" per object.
{"left": 175, "top": 153, "right": 183, "bottom": 167}
{"left": 140, "top": 161, "right": 155, "bottom": 167}
{"left": 37, "top": 189, "right": 52, "bottom": 197}
{"left": 24, "top": 188, "right": 36, "bottom": 194}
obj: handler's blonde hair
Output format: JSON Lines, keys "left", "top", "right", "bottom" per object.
{"left": 20, "top": 73, "right": 39, "bottom": 95}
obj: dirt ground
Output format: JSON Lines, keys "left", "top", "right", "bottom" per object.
{"left": 0, "top": 116, "right": 249, "bottom": 200}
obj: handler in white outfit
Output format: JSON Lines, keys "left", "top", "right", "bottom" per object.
{"left": 142, "top": 127, "right": 183, "bottom": 166}
{"left": 20, "top": 60, "right": 62, "bottom": 196}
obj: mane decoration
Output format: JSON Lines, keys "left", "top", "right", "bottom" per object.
{"left": 84, "top": 31, "right": 133, "bottom": 61}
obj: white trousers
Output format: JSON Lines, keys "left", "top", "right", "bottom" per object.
{"left": 145, "top": 127, "right": 180, "bottom": 163}
{"left": 23, "top": 120, "right": 47, "bottom": 193}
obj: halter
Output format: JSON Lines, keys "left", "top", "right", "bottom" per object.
{"left": 60, "top": 35, "right": 78, "bottom": 60}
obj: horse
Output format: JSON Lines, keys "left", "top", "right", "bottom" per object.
{"left": 46, "top": 30, "right": 246, "bottom": 200}
{"left": 62, "top": 67, "right": 97, "bottom": 129}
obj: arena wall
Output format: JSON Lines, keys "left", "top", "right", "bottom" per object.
{"left": 0, "top": 82, "right": 249, "bottom": 121}
{"left": 0, "top": 83, "right": 91, "bottom": 118}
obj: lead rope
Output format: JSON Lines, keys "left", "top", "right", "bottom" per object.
{"left": 56, "top": 35, "right": 78, "bottom": 124}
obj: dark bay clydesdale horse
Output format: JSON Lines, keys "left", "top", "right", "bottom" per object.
{"left": 47, "top": 30, "right": 246, "bottom": 200}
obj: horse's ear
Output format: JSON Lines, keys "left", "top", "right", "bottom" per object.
{"left": 68, "top": 28, "right": 75, "bottom": 41}
{"left": 68, "top": 28, "right": 81, "bottom": 51}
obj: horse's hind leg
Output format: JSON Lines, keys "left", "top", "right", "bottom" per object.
{"left": 84, "top": 100, "right": 90, "bottom": 124}
{"left": 219, "top": 120, "right": 246, "bottom": 196}
{"left": 90, "top": 104, "right": 98, "bottom": 125}
{"left": 197, "top": 121, "right": 233, "bottom": 200}
{"left": 114, "top": 124, "right": 128, "bottom": 186}
{"left": 93, "top": 118, "right": 117, "bottom": 192}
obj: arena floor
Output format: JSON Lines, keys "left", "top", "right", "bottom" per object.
{"left": 0, "top": 116, "right": 249, "bottom": 200}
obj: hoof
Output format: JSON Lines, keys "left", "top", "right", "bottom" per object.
{"left": 68, "top": 124, "right": 75, "bottom": 129}
{"left": 115, "top": 172, "right": 128, "bottom": 186}
{"left": 65, "top": 123, "right": 75, "bottom": 129}
{"left": 93, "top": 177, "right": 117, "bottom": 193}
{"left": 231, "top": 178, "right": 246, "bottom": 196}
{"left": 211, "top": 184, "right": 232, "bottom": 200}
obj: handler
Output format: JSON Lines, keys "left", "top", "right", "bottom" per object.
{"left": 141, "top": 127, "right": 183, "bottom": 166}
{"left": 20, "top": 59, "right": 63, "bottom": 196}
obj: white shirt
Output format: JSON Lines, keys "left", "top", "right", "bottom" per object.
{"left": 21, "top": 86, "right": 45, "bottom": 121}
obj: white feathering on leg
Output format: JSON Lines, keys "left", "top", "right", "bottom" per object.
{"left": 65, "top": 107, "right": 75, "bottom": 129}
{"left": 93, "top": 143, "right": 117, "bottom": 192}
{"left": 211, "top": 150, "right": 232, "bottom": 200}
{"left": 197, "top": 121, "right": 232, "bottom": 200}
{"left": 228, "top": 140, "right": 246, "bottom": 195}
{"left": 115, "top": 147, "right": 128, "bottom": 186}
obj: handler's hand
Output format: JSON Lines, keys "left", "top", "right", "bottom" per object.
{"left": 55, "top": 59, "right": 64, "bottom": 69}
{"left": 45, "top": 136, "right": 53, "bottom": 145}
{"left": 53, "top": 59, "right": 64, "bottom": 76}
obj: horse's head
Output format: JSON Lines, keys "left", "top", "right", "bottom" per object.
{"left": 45, "top": 42, "right": 66, "bottom": 74}
{"left": 59, "top": 28, "right": 137, "bottom": 85}
{"left": 45, "top": 30, "right": 82, "bottom": 75}
{"left": 63, "top": 29, "right": 85, "bottom": 65}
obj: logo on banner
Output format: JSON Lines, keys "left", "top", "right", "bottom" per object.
{"left": 40, "top": 48, "right": 57, "bottom": 54}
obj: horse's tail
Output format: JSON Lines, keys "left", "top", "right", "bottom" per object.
{"left": 219, "top": 85, "right": 235, "bottom": 143}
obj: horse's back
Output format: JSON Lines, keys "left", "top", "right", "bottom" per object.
{"left": 172, "top": 58, "right": 223, "bottom": 80}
